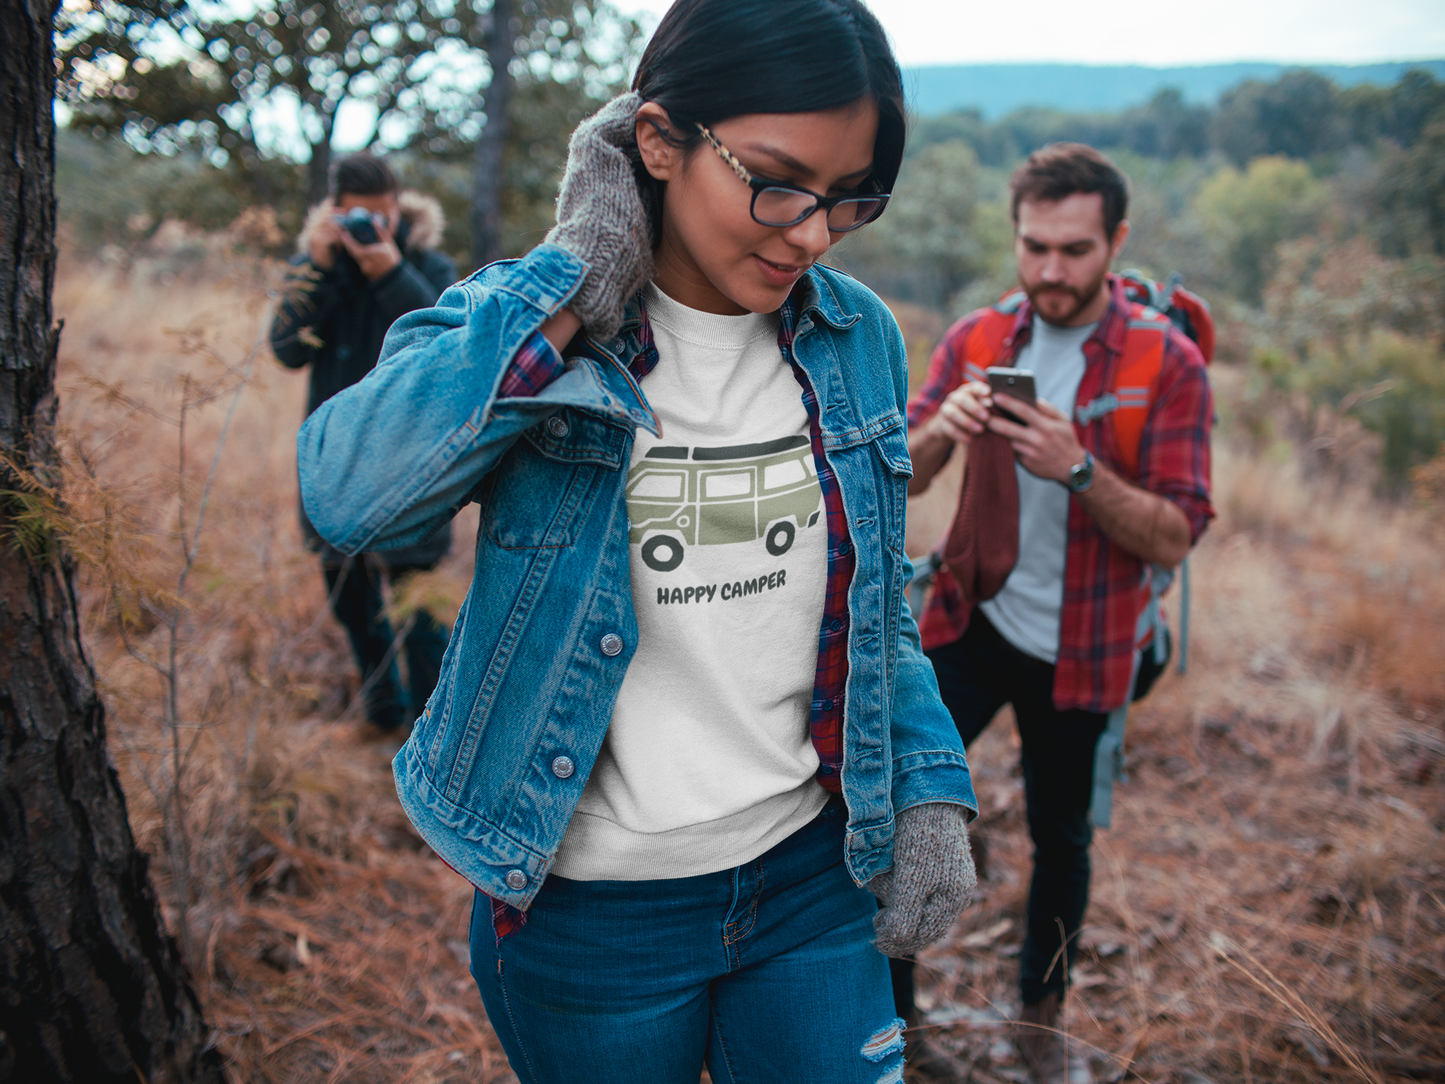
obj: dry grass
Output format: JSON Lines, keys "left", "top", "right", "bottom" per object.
{"left": 48, "top": 245, "right": 1445, "bottom": 1083}
{"left": 53, "top": 240, "right": 509, "bottom": 1083}
{"left": 906, "top": 367, "right": 1445, "bottom": 1082}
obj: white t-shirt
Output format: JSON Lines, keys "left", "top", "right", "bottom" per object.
{"left": 551, "top": 284, "right": 830, "bottom": 880}
{"left": 978, "top": 316, "right": 1097, "bottom": 664}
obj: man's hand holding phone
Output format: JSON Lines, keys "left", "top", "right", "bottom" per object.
{"left": 928, "top": 380, "right": 993, "bottom": 448}
{"left": 987, "top": 395, "right": 1088, "bottom": 484}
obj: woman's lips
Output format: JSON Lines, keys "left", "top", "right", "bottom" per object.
{"left": 753, "top": 254, "right": 807, "bottom": 287}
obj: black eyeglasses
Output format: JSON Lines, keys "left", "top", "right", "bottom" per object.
{"left": 697, "top": 123, "right": 889, "bottom": 234}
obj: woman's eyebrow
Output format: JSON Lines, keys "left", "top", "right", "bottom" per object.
{"left": 738, "top": 142, "right": 873, "bottom": 182}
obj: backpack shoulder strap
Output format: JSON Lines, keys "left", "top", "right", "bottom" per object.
{"left": 1074, "top": 303, "right": 1170, "bottom": 479}
{"left": 958, "top": 296, "right": 1022, "bottom": 383}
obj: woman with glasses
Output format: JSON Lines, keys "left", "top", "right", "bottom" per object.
{"left": 297, "top": 0, "right": 977, "bottom": 1079}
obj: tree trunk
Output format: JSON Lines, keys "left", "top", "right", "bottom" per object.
{"left": 0, "top": 3, "right": 224, "bottom": 1081}
{"left": 470, "top": 0, "right": 516, "bottom": 270}
{"left": 307, "top": 131, "right": 333, "bottom": 208}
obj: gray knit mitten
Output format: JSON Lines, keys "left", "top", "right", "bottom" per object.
{"left": 544, "top": 92, "right": 654, "bottom": 341}
{"left": 868, "top": 802, "right": 977, "bottom": 957}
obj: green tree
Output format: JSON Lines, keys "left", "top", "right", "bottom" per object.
{"left": 909, "top": 108, "right": 1014, "bottom": 168}
{"left": 837, "top": 141, "right": 1010, "bottom": 310}
{"left": 57, "top": 0, "right": 640, "bottom": 207}
{"left": 1194, "top": 155, "right": 1327, "bottom": 302}
{"left": 1212, "top": 70, "right": 1346, "bottom": 166}
{"left": 1310, "top": 333, "right": 1445, "bottom": 492}
{"left": 1118, "top": 88, "right": 1211, "bottom": 159}
{"left": 1372, "top": 117, "right": 1445, "bottom": 258}
{"left": 1341, "top": 68, "right": 1445, "bottom": 149}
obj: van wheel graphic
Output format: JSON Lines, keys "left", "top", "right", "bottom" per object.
{"left": 641, "top": 534, "right": 684, "bottom": 572}
{"left": 765, "top": 521, "right": 795, "bottom": 556}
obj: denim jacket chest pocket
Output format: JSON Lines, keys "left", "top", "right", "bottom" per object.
{"left": 484, "top": 409, "right": 630, "bottom": 549}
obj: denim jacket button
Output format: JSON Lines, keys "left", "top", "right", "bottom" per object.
{"left": 551, "top": 755, "right": 575, "bottom": 779}
{"left": 546, "top": 415, "right": 570, "bottom": 439}
{"left": 599, "top": 633, "right": 624, "bottom": 657}
{"left": 505, "top": 869, "right": 528, "bottom": 891}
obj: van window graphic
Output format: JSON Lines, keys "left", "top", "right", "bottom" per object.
{"left": 626, "top": 435, "right": 822, "bottom": 572}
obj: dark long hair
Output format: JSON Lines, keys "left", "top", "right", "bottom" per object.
{"left": 630, "top": 0, "right": 905, "bottom": 241}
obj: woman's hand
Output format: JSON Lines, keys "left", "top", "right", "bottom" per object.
{"left": 544, "top": 92, "right": 654, "bottom": 341}
{"left": 867, "top": 802, "right": 977, "bottom": 957}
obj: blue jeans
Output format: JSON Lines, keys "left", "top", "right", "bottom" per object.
{"left": 926, "top": 609, "right": 1108, "bottom": 1006}
{"left": 469, "top": 797, "right": 905, "bottom": 1083}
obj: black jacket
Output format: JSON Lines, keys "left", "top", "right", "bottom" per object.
{"left": 271, "top": 191, "right": 458, "bottom": 567}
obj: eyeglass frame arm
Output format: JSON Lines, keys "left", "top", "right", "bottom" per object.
{"left": 695, "top": 122, "right": 889, "bottom": 231}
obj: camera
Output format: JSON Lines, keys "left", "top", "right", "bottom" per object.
{"left": 335, "top": 207, "right": 381, "bottom": 245}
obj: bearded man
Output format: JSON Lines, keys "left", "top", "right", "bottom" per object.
{"left": 898, "top": 144, "right": 1214, "bottom": 1084}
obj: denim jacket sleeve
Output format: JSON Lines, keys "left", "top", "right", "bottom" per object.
{"left": 875, "top": 299, "right": 976, "bottom": 824}
{"left": 888, "top": 578, "right": 976, "bottom": 821}
{"left": 297, "top": 244, "right": 607, "bottom": 555}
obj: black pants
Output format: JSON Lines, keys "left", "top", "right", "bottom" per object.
{"left": 892, "top": 609, "right": 1107, "bottom": 1012}
{"left": 323, "top": 558, "right": 450, "bottom": 731}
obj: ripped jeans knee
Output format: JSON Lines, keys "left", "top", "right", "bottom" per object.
{"left": 861, "top": 1016, "right": 906, "bottom": 1083}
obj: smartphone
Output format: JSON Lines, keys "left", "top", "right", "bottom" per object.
{"left": 986, "top": 366, "right": 1037, "bottom": 424}
{"left": 336, "top": 207, "right": 380, "bottom": 245}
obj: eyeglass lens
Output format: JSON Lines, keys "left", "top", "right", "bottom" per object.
{"left": 752, "top": 187, "right": 884, "bottom": 232}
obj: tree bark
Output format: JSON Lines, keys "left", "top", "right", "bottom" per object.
{"left": 307, "top": 128, "right": 334, "bottom": 208}
{"left": 0, "top": 2, "right": 223, "bottom": 1080}
{"left": 470, "top": 0, "right": 516, "bottom": 270}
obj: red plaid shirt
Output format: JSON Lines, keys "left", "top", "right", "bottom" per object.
{"left": 906, "top": 276, "right": 1214, "bottom": 713}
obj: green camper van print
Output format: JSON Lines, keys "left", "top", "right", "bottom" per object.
{"left": 626, "top": 435, "right": 823, "bottom": 572}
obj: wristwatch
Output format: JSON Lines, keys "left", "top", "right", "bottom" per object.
{"left": 1066, "top": 450, "right": 1096, "bottom": 493}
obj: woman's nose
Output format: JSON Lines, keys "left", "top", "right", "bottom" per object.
{"left": 783, "top": 208, "right": 833, "bottom": 260}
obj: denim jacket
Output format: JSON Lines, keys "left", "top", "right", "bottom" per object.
{"left": 298, "top": 244, "right": 976, "bottom": 910}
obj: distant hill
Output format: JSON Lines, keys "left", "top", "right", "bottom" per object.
{"left": 905, "top": 60, "right": 1445, "bottom": 118}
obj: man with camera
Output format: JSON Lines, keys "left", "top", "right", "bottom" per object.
{"left": 271, "top": 152, "right": 458, "bottom": 737}
{"left": 900, "top": 144, "right": 1214, "bottom": 1084}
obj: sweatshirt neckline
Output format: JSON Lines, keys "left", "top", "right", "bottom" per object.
{"left": 645, "top": 283, "right": 778, "bottom": 348}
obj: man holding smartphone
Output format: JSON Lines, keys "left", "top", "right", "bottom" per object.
{"left": 901, "top": 144, "right": 1214, "bottom": 1084}
{"left": 271, "top": 153, "right": 458, "bottom": 738}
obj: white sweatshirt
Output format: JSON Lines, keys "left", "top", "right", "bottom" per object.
{"left": 551, "top": 284, "right": 830, "bottom": 880}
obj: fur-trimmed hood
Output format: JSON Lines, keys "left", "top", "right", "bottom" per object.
{"left": 296, "top": 189, "right": 446, "bottom": 254}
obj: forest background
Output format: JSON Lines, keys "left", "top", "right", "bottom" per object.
{"left": 35, "top": 2, "right": 1445, "bottom": 1079}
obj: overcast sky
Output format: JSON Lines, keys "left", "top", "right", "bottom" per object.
{"left": 616, "top": 0, "right": 1445, "bottom": 67}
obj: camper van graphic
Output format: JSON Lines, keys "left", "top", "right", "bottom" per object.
{"left": 626, "top": 435, "right": 823, "bottom": 572}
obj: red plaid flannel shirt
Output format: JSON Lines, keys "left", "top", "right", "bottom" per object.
{"left": 906, "top": 276, "right": 1214, "bottom": 713}
{"left": 488, "top": 299, "right": 854, "bottom": 939}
